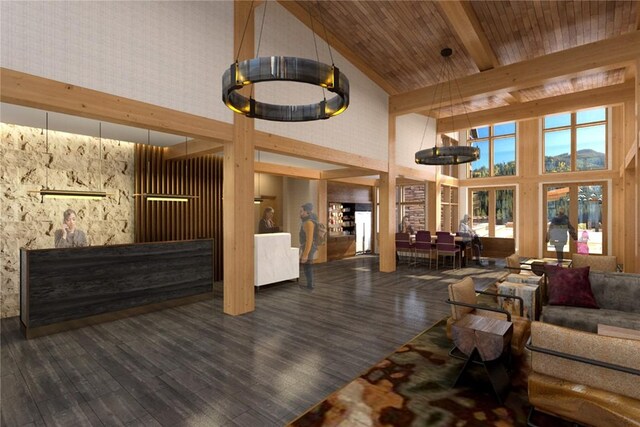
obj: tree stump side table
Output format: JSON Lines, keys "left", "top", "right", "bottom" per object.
{"left": 451, "top": 314, "right": 514, "bottom": 404}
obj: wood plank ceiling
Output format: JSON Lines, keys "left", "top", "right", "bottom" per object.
{"left": 285, "top": 0, "right": 639, "bottom": 119}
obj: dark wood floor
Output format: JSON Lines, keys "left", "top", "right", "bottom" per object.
{"left": 1, "top": 256, "right": 507, "bottom": 427}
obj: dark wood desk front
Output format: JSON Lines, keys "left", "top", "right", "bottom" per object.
{"left": 20, "top": 239, "right": 214, "bottom": 338}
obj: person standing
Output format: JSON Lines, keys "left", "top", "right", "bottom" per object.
{"left": 299, "top": 202, "right": 317, "bottom": 289}
{"left": 258, "top": 207, "right": 280, "bottom": 234}
{"left": 546, "top": 207, "right": 576, "bottom": 264}
{"left": 54, "top": 208, "right": 88, "bottom": 248}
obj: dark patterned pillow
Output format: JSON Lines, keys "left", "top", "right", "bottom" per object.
{"left": 546, "top": 265, "right": 599, "bottom": 308}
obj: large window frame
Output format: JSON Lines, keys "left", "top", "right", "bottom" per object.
{"left": 543, "top": 108, "right": 608, "bottom": 174}
{"left": 396, "top": 183, "right": 426, "bottom": 232}
{"left": 467, "top": 122, "right": 517, "bottom": 178}
{"left": 467, "top": 186, "right": 516, "bottom": 239}
{"left": 542, "top": 182, "right": 608, "bottom": 257}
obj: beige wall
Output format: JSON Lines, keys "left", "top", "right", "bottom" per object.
{"left": 0, "top": 123, "right": 135, "bottom": 317}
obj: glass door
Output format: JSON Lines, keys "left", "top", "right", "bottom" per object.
{"left": 543, "top": 183, "right": 606, "bottom": 260}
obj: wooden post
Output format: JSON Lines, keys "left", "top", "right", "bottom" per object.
{"left": 224, "top": 0, "right": 255, "bottom": 315}
{"left": 380, "top": 114, "right": 397, "bottom": 272}
{"left": 316, "top": 179, "right": 328, "bottom": 263}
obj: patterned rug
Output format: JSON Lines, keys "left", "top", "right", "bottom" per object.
{"left": 287, "top": 318, "right": 567, "bottom": 427}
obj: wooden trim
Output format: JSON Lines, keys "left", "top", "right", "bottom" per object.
{"left": 321, "top": 167, "right": 375, "bottom": 180}
{"left": 396, "top": 165, "right": 436, "bottom": 182}
{"left": 276, "top": 0, "right": 397, "bottom": 95}
{"left": 165, "top": 139, "right": 224, "bottom": 160}
{"left": 255, "top": 161, "right": 321, "bottom": 179}
{"left": 0, "top": 67, "right": 234, "bottom": 142}
{"left": 331, "top": 177, "right": 378, "bottom": 187}
{"left": 390, "top": 32, "right": 640, "bottom": 115}
{"left": 317, "top": 180, "right": 328, "bottom": 263}
{"left": 438, "top": 82, "right": 635, "bottom": 133}
{"left": 254, "top": 131, "right": 388, "bottom": 171}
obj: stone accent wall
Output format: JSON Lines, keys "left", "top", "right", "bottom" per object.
{"left": 1, "top": 123, "right": 135, "bottom": 318}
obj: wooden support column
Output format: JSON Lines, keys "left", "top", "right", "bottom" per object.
{"left": 379, "top": 114, "right": 397, "bottom": 272}
{"left": 517, "top": 119, "right": 540, "bottom": 258}
{"left": 427, "top": 181, "right": 438, "bottom": 232}
{"left": 224, "top": 0, "right": 255, "bottom": 315}
{"left": 635, "top": 59, "right": 640, "bottom": 272}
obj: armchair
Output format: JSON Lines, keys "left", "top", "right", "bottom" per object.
{"left": 446, "top": 277, "right": 531, "bottom": 356}
{"left": 570, "top": 253, "right": 617, "bottom": 272}
{"left": 526, "top": 321, "right": 640, "bottom": 427}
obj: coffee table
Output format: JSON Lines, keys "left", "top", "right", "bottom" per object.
{"left": 451, "top": 314, "right": 513, "bottom": 403}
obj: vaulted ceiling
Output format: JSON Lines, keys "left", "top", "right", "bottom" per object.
{"left": 282, "top": 1, "right": 639, "bottom": 126}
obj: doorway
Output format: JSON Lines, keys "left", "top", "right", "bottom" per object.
{"left": 543, "top": 182, "right": 607, "bottom": 259}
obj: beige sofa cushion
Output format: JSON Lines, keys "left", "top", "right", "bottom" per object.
{"left": 571, "top": 253, "right": 617, "bottom": 272}
{"left": 531, "top": 321, "right": 640, "bottom": 400}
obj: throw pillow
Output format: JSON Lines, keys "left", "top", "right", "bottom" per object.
{"left": 546, "top": 265, "right": 599, "bottom": 308}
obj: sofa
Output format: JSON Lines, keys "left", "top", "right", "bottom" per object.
{"left": 570, "top": 253, "right": 617, "bottom": 272}
{"left": 527, "top": 321, "right": 640, "bottom": 427}
{"left": 541, "top": 270, "right": 640, "bottom": 333}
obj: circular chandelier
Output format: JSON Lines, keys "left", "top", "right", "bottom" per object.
{"left": 222, "top": 56, "right": 349, "bottom": 122}
{"left": 414, "top": 47, "right": 480, "bottom": 166}
{"left": 415, "top": 145, "right": 479, "bottom": 165}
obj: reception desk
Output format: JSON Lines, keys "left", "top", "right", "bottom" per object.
{"left": 255, "top": 233, "right": 299, "bottom": 287}
{"left": 20, "top": 239, "right": 214, "bottom": 338}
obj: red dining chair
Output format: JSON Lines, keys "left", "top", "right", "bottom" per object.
{"left": 437, "top": 233, "right": 461, "bottom": 270}
{"left": 414, "top": 230, "right": 435, "bottom": 268}
{"left": 395, "top": 232, "right": 415, "bottom": 266}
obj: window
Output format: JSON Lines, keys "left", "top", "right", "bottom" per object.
{"left": 396, "top": 184, "right": 426, "bottom": 232}
{"left": 543, "top": 183, "right": 606, "bottom": 256}
{"left": 468, "top": 187, "right": 515, "bottom": 238}
{"left": 543, "top": 108, "right": 607, "bottom": 173}
{"left": 468, "top": 122, "right": 516, "bottom": 178}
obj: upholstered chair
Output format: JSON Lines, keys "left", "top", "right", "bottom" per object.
{"left": 395, "top": 232, "right": 415, "bottom": 266}
{"left": 527, "top": 321, "right": 640, "bottom": 426}
{"left": 571, "top": 253, "right": 617, "bottom": 272}
{"left": 505, "top": 253, "right": 531, "bottom": 275}
{"left": 414, "top": 231, "right": 435, "bottom": 268}
{"left": 446, "top": 276, "right": 531, "bottom": 356}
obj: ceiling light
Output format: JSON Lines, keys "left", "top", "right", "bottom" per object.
{"left": 415, "top": 48, "right": 480, "bottom": 166}
{"left": 222, "top": 2, "right": 349, "bottom": 122}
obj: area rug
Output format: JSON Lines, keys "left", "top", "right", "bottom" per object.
{"left": 287, "top": 318, "right": 568, "bottom": 427}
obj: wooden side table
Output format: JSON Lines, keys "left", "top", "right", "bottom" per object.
{"left": 451, "top": 314, "right": 514, "bottom": 404}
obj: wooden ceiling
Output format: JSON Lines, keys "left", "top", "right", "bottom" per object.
{"left": 282, "top": 1, "right": 639, "bottom": 123}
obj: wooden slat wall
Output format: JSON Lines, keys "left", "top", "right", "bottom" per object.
{"left": 135, "top": 144, "right": 223, "bottom": 280}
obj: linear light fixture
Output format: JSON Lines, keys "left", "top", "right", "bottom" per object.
{"left": 139, "top": 193, "right": 197, "bottom": 203}
{"left": 32, "top": 189, "right": 108, "bottom": 201}
{"left": 34, "top": 115, "right": 109, "bottom": 202}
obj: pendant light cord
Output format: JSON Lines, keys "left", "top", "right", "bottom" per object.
{"left": 99, "top": 122, "right": 103, "bottom": 191}
{"left": 306, "top": 3, "right": 326, "bottom": 101}
{"left": 45, "top": 112, "right": 49, "bottom": 190}
{"left": 418, "top": 52, "right": 449, "bottom": 151}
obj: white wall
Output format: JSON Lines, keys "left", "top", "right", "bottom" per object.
{"left": 396, "top": 113, "right": 438, "bottom": 169}
{"left": 252, "top": 2, "right": 389, "bottom": 162}
{"left": 0, "top": 1, "right": 233, "bottom": 121}
{"left": 1, "top": 1, "right": 390, "bottom": 163}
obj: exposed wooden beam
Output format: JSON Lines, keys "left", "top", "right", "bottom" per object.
{"left": 320, "top": 167, "right": 374, "bottom": 180}
{"left": 390, "top": 31, "right": 640, "bottom": 116}
{"left": 438, "top": 81, "right": 635, "bottom": 133}
{"left": 277, "top": 0, "right": 397, "bottom": 95}
{"left": 165, "top": 139, "right": 224, "bottom": 160}
{"left": 396, "top": 165, "right": 436, "bottom": 182}
{"left": 331, "top": 177, "right": 378, "bottom": 187}
{"left": 624, "top": 144, "right": 636, "bottom": 170}
{"left": 254, "top": 131, "right": 388, "bottom": 172}
{"left": 437, "top": 1, "right": 499, "bottom": 72}
{"left": 255, "top": 161, "right": 321, "bottom": 179}
{"left": 0, "top": 67, "right": 234, "bottom": 143}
